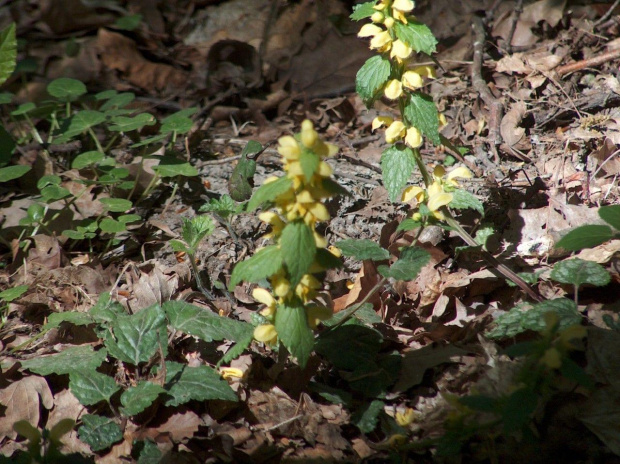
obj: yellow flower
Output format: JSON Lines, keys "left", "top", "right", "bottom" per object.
{"left": 314, "top": 230, "right": 328, "bottom": 248}
{"left": 254, "top": 324, "right": 278, "bottom": 344}
{"left": 402, "top": 70, "right": 424, "bottom": 90}
{"left": 385, "top": 120, "right": 406, "bottom": 143}
{"left": 277, "top": 135, "right": 300, "bottom": 160}
{"left": 358, "top": 23, "right": 383, "bottom": 38}
{"left": 372, "top": 116, "right": 394, "bottom": 131}
{"left": 411, "top": 65, "right": 436, "bottom": 79}
{"left": 384, "top": 17, "right": 395, "bottom": 29}
{"left": 328, "top": 245, "right": 342, "bottom": 258}
{"left": 445, "top": 166, "right": 473, "bottom": 186}
{"left": 252, "top": 287, "right": 276, "bottom": 317}
{"left": 306, "top": 305, "right": 333, "bottom": 329}
{"left": 295, "top": 273, "right": 322, "bottom": 302}
{"left": 272, "top": 274, "right": 291, "bottom": 298}
{"left": 371, "top": 12, "right": 384, "bottom": 23}
{"left": 390, "top": 40, "right": 412, "bottom": 61}
{"left": 405, "top": 126, "right": 422, "bottom": 148}
{"left": 438, "top": 113, "right": 447, "bottom": 128}
{"left": 401, "top": 185, "right": 424, "bottom": 203}
{"left": 259, "top": 211, "right": 285, "bottom": 239}
{"left": 395, "top": 407, "right": 416, "bottom": 426}
{"left": 392, "top": 0, "right": 415, "bottom": 23}
{"left": 427, "top": 181, "right": 453, "bottom": 214}
{"left": 540, "top": 347, "right": 562, "bottom": 369}
{"left": 384, "top": 79, "right": 403, "bottom": 99}
{"left": 370, "top": 30, "right": 392, "bottom": 51}
{"left": 220, "top": 367, "right": 245, "bottom": 380}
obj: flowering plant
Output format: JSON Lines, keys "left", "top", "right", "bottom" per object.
{"left": 229, "top": 120, "right": 344, "bottom": 367}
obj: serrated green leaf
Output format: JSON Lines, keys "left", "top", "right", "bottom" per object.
{"left": 393, "top": 20, "right": 438, "bottom": 55}
{"left": 180, "top": 215, "right": 214, "bottom": 250}
{"left": 200, "top": 194, "right": 243, "bottom": 218}
{"left": 247, "top": 176, "right": 292, "bottom": 211}
{"left": 21, "top": 346, "right": 106, "bottom": 376}
{"left": 241, "top": 139, "right": 263, "bottom": 156}
{"left": 169, "top": 239, "right": 189, "bottom": 254}
{"left": 0, "top": 284, "right": 28, "bottom": 302}
{"left": 228, "top": 155, "right": 256, "bottom": 202}
{"left": 403, "top": 92, "right": 440, "bottom": 145}
{"left": 300, "top": 147, "right": 319, "bottom": 182}
{"left": 378, "top": 246, "right": 430, "bottom": 280}
{"left": 336, "top": 239, "right": 389, "bottom": 261}
{"left": 275, "top": 300, "right": 314, "bottom": 368}
{"left": 314, "top": 247, "right": 344, "bottom": 270}
{"left": 356, "top": 55, "right": 391, "bottom": 107}
{"left": 450, "top": 189, "right": 484, "bottom": 215}
{"left": 99, "top": 218, "right": 126, "bottom": 233}
{"left": 99, "top": 197, "right": 133, "bottom": 212}
{"left": 47, "top": 78, "right": 87, "bottom": 102}
{"left": 381, "top": 145, "right": 416, "bottom": 202}
{"left": 0, "top": 165, "right": 30, "bottom": 182}
{"left": 90, "top": 292, "right": 126, "bottom": 323}
{"left": 0, "top": 23, "right": 16, "bottom": 86}
{"left": 555, "top": 225, "right": 613, "bottom": 251}
{"left": 599, "top": 205, "right": 620, "bottom": 230}
{"left": 229, "top": 245, "right": 283, "bottom": 289}
{"left": 70, "top": 370, "right": 120, "bottom": 406}
{"left": 350, "top": 1, "right": 377, "bottom": 20}
{"left": 163, "top": 300, "right": 253, "bottom": 342}
{"left": 108, "top": 113, "right": 155, "bottom": 132}
{"left": 396, "top": 218, "right": 423, "bottom": 232}
{"left": 72, "top": 151, "right": 105, "bottom": 169}
{"left": 153, "top": 156, "right": 198, "bottom": 177}
{"left": 322, "top": 178, "right": 350, "bottom": 196}
{"left": 136, "top": 440, "right": 162, "bottom": 464}
{"left": 217, "top": 331, "right": 254, "bottom": 365}
{"left": 551, "top": 258, "right": 610, "bottom": 288}
{"left": 104, "top": 304, "right": 166, "bottom": 365}
{"left": 120, "top": 381, "right": 164, "bottom": 416}
{"left": 163, "top": 361, "right": 237, "bottom": 406}
{"left": 78, "top": 414, "right": 122, "bottom": 452}
{"left": 351, "top": 399, "right": 384, "bottom": 433}
{"left": 281, "top": 221, "right": 316, "bottom": 288}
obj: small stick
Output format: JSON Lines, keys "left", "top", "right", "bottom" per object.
{"left": 594, "top": 0, "right": 620, "bottom": 27}
{"left": 505, "top": 0, "right": 524, "bottom": 54}
{"left": 556, "top": 47, "right": 620, "bottom": 76}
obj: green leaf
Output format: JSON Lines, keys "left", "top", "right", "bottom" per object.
{"left": 275, "top": 300, "right": 314, "bottom": 368}
{"left": 118, "top": 214, "right": 140, "bottom": 224}
{"left": 228, "top": 245, "right": 283, "bottom": 289}
{"left": 356, "top": 55, "right": 391, "bottom": 107}
{"left": 47, "top": 78, "right": 87, "bottom": 102}
{"left": 316, "top": 325, "right": 382, "bottom": 370}
{"left": 0, "top": 23, "right": 16, "bottom": 86}
{"left": 487, "top": 299, "right": 581, "bottom": 339}
{"left": 21, "top": 346, "right": 106, "bottom": 376}
{"left": 120, "top": 381, "right": 165, "bottom": 416}
{"left": 89, "top": 292, "right": 126, "bottom": 324}
{"left": 396, "top": 218, "right": 423, "bottom": 232}
{"left": 99, "top": 92, "right": 135, "bottom": 110}
{"left": 228, "top": 154, "right": 256, "bottom": 202}
{"left": 393, "top": 20, "right": 438, "bottom": 55}
{"left": 351, "top": 400, "right": 384, "bottom": 433}
{"left": 599, "top": 205, "right": 620, "bottom": 230}
{"left": 381, "top": 145, "right": 416, "bottom": 202}
{"left": 104, "top": 304, "right": 166, "bottom": 365}
{"left": 130, "top": 133, "right": 168, "bottom": 148}
{"left": 459, "top": 395, "right": 497, "bottom": 412}
{"left": 60, "top": 110, "right": 106, "bottom": 139}
{"left": 300, "top": 148, "right": 319, "bottom": 182}
{"left": 555, "top": 225, "right": 613, "bottom": 251}
{"left": 108, "top": 113, "right": 155, "bottom": 132}
{"left": 200, "top": 194, "right": 243, "bottom": 218}
{"left": 550, "top": 258, "right": 610, "bottom": 288}
{"left": 322, "top": 178, "right": 350, "bottom": 197}
{"left": 161, "top": 108, "right": 198, "bottom": 122}
{"left": 350, "top": 1, "right": 377, "bottom": 20}
{"left": 153, "top": 156, "right": 198, "bottom": 177}
{"left": 164, "top": 300, "right": 253, "bottom": 343}
{"left": 314, "top": 248, "right": 344, "bottom": 270}
{"left": 247, "top": 176, "right": 292, "bottom": 211}
{"left": 70, "top": 370, "right": 120, "bottom": 406}
{"left": 336, "top": 239, "right": 389, "bottom": 261}
{"left": 163, "top": 361, "right": 237, "bottom": 406}
{"left": 450, "top": 189, "right": 484, "bottom": 215}
{"left": 281, "top": 221, "right": 316, "bottom": 288}
{"left": 78, "top": 414, "right": 123, "bottom": 452}
{"left": 0, "top": 92, "right": 12, "bottom": 104}
{"left": 378, "top": 246, "right": 430, "bottom": 280}
{"left": 0, "top": 124, "right": 16, "bottom": 166}
{"left": 180, "top": 215, "right": 214, "bottom": 250}
{"left": 0, "top": 284, "right": 28, "bottom": 302}
{"left": 403, "top": 92, "right": 440, "bottom": 145}
{"left": 136, "top": 440, "right": 162, "bottom": 464}
{"left": 11, "top": 102, "right": 35, "bottom": 115}
{"left": 41, "top": 185, "right": 70, "bottom": 202}
{"left": 0, "top": 165, "right": 30, "bottom": 182}
{"left": 160, "top": 116, "right": 192, "bottom": 134}
{"left": 99, "top": 218, "right": 127, "bottom": 233}
{"left": 323, "top": 302, "right": 381, "bottom": 327}
{"left": 72, "top": 151, "right": 105, "bottom": 169}
{"left": 169, "top": 240, "right": 189, "bottom": 254}
{"left": 114, "top": 14, "right": 143, "bottom": 31}
{"left": 99, "top": 198, "right": 133, "bottom": 212}
{"left": 502, "top": 388, "right": 538, "bottom": 434}
{"left": 37, "top": 174, "right": 61, "bottom": 189}
{"left": 45, "top": 311, "right": 94, "bottom": 329}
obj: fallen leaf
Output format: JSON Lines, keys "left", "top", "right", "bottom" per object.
{"left": 0, "top": 376, "right": 54, "bottom": 440}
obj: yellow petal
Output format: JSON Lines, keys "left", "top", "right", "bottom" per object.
{"left": 412, "top": 65, "right": 436, "bottom": 79}
{"left": 385, "top": 120, "right": 406, "bottom": 143}
{"left": 286, "top": 161, "right": 303, "bottom": 176}
{"left": 220, "top": 367, "right": 244, "bottom": 380}
{"left": 428, "top": 192, "right": 453, "bottom": 211}
{"left": 326, "top": 143, "right": 339, "bottom": 157}
{"left": 438, "top": 113, "right": 447, "bottom": 127}
{"left": 296, "top": 190, "right": 314, "bottom": 203}
{"left": 314, "top": 231, "right": 328, "bottom": 248}
{"left": 401, "top": 186, "right": 424, "bottom": 203}
{"left": 384, "top": 17, "right": 395, "bottom": 28}
{"left": 395, "top": 408, "right": 416, "bottom": 426}
{"left": 446, "top": 166, "right": 473, "bottom": 181}
{"left": 384, "top": 79, "right": 403, "bottom": 100}
{"left": 318, "top": 161, "right": 333, "bottom": 177}
{"left": 301, "top": 127, "right": 318, "bottom": 148}
{"left": 301, "top": 119, "right": 313, "bottom": 132}
{"left": 328, "top": 245, "right": 342, "bottom": 258}
{"left": 371, "top": 11, "right": 384, "bottom": 23}
{"left": 428, "top": 180, "right": 443, "bottom": 197}
{"left": 252, "top": 287, "right": 275, "bottom": 307}
{"left": 390, "top": 40, "right": 412, "bottom": 60}
{"left": 372, "top": 116, "right": 393, "bottom": 131}
{"left": 358, "top": 23, "right": 383, "bottom": 37}
{"left": 433, "top": 165, "right": 446, "bottom": 179}
{"left": 272, "top": 276, "right": 291, "bottom": 297}
{"left": 402, "top": 71, "right": 423, "bottom": 89}
{"left": 405, "top": 126, "right": 422, "bottom": 148}
{"left": 254, "top": 324, "right": 278, "bottom": 343}
{"left": 393, "top": 0, "right": 415, "bottom": 12}
{"left": 370, "top": 31, "right": 392, "bottom": 50}
{"left": 308, "top": 202, "right": 330, "bottom": 221}
{"left": 278, "top": 136, "right": 301, "bottom": 160}
{"left": 540, "top": 347, "right": 562, "bottom": 369}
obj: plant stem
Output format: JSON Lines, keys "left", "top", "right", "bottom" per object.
{"left": 188, "top": 252, "right": 215, "bottom": 301}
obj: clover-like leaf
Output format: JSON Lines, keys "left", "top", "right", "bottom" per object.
{"left": 153, "top": 156, "right": 198, "bottom": 177}
{"left": 0, "top": 284, "right": 28, "bottom": 302}
{"left": 0, "top": 165, "right": 30, "bottom": 182}
{"left": 108, "top": 113, "right": 155, "bottom": 132}
{"left": 47, "top": 78, "right": 87, "bottom": 102}
{"left": 72, "top": 151, "right": 105, "bottom": 169}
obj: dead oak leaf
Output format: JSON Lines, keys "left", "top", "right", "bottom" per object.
{"left": 0, "top": 376, "right": 54, "bottom": 440}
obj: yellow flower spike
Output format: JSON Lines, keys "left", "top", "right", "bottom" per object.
{"left": 358, "top": 23, "right": 383, "bottom": 38}
{"left": 540, "top": 347, "right": 562, "bottom": 369}
{"left": 254, "top": 324, "right": 278, "bottom": 344}
{"left": 286, "top": 161, "right": 304, "bottom": 177}
{"left": 306, "top": 305, "right": 333, "bottom": 329}
{"left": 395, "top": 408, "right": 416, "bottom": 427}
{"left": 446, "top": 166, "right": 473, "bottom": 186}
{"left": 277, "top": 135, "right": 301, "bottom": 160}
{"left": 301, "top": 273, "right": 321, "bottom": 289}
{"left": 402, "top": 70, "right": 424, "bottom": 90}
{"left": 390, "top": 40, "right": 413, "bottom": 61}
{"left": 401, "top": 185, "right": 425, "bottom": 203}
{"left": 412, "top": 65, "right": 436, "bottom": 79}
{"left": 405, "top": 126, "right": 422, "bottom": 148}
{"left": 372, "top": 116, "right": 394, "bottom": 131}
{"left": 385, "top": 120, "right": 406, "bottom": 143}
{"left": 220, "top": 367, "right": 245, "bottom": 381}
{"left": 384, "top": 79, "right": 403, "bottom": 100}
{"left": 373, "top": 1, "right": 387, "bottom": 10}
{"left": 326, "top": 143, "right": 339, "bottom": 157}
{"left": 370, "top": 30, "right": 392, "bottom": 50}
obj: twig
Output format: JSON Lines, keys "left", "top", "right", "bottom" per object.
{"left": 556, "top": 47, "right": 620, "bottom": 76}
{"left": 471, "top": 14, "right": 503, "bottom": 161}
{"left": 594, "top": 0, "right": 620, "bottom": 27}
{"left": 505, "top": 0, "right": 524, "bottom": 54}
